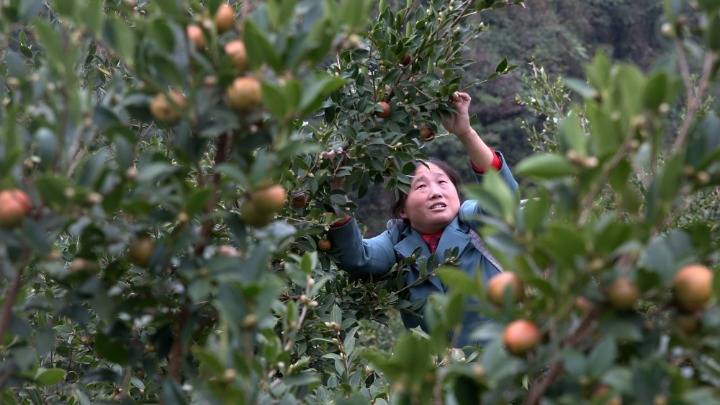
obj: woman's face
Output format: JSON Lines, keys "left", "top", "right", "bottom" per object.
{"left": 400, "top": 162, "right": 460, "bottom": 234}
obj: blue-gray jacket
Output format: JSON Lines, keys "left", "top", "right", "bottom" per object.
{"left": 328, "top": 153, "right": 519, "bottom": 347}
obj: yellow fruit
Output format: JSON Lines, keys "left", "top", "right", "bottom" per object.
{"left": 376, "top": 101, "right": 391, "bottom": 118}
{"left": 606, "top": 277, "right": 640, "bottom": 310}
{"left": 214, "top": 4, "right": 235, "bottom": 33}
{"left": 487, "top": 272, "right": 524, "bottom": 306}
{"left": 69, "top": 258, "right": 98, "bottom": 273}
{"left": 503, "top": 320, "right": 540, "bottom": 356}
{"left": 318, "top": 239, "right": 332, "bottom": 251}
{"left": 419, "top": 126, "right": 435, "bottom": 141}
{"left": 226, "top": 76, "right": 262, "bottom": 111}
{"left": 186, "top": 24, "right": 205, "bottom": 49}
{"left": 673, "top": 264, "right": 714, "bottom": 311}
{"left": 241, "top": 200, "right": 273, "bottom": 227}
{"left": 224, "top": 40, "right": 247, "bottom": 70}
{"left": 129, "top": 236, "right": 155, "bottom": 267}
{"left": 250, "top": 184, "right": 287, "bottom": 214}
{"left": 0, "top": 189, "right": 32, "bottom": 228}
{"left": 150, "top": 90, "right": 187, "bottom": 124}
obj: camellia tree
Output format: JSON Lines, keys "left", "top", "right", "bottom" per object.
{"left": 0, "top": 0, "right": 718, "bottom": 404}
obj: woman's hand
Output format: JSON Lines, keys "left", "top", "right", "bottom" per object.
{"left": 442, "top": 91, "right": 473, "bottom": 137}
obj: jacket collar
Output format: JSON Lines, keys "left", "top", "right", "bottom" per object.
{"left": 394, "top": 217, "right": 470, "bottom": 264}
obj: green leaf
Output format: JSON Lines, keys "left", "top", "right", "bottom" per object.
{"left": 587, "top": 102, "right": 620, "bottom": 158}
{"left": 300, "top": 251, "right": 317, "bottom": 274}
{"left": 698, "top": 0, "right": 720, "bottom": 12}
{"left": 481, "top": 169, "right": 517, "bottom": 223}
{"left": 283, "top": 371, "right": 320, "bottom": 387}
{"left": 95, "top": 333, "right": 129, "bottom": 365}
{"left": 35, "top": 368, "right": 66, "bottom": 386}
{"left": 707, "top": 14, "right": 720, "bottom": 51}
{"left": 299, "top": 74, "right": 346, "bottom": 115}
{"left": 515, "top": 153, "right": 576, "bottom": 179}
{"left": 559, "top": 111, "right": 588, "bottom": 155}
{"left": 104, "top": 18, "right": 136, "bottom": 66}
{"left": 437, "top": 267, "right": 477, "bottom": 295}
{"left": 520, "top": 192, "right": 550, "bottom": 233}
{"left": 244, "top": 20, "right": 282, "bottom": 71}
{"left": 642, "top": 72, "right": 668, "bottom": 110}
{"left": 184, "top": 187, "right": 213, "bottom": 216}
{"left": 585, "top": 51, "right": 611, "bottom": 90}
{"left": 78, "top": 0, "right": 104, "bottom": 36}
{"left": 564, "top": 78, "right": 597, "bottom": 99}
{"left": 330, "top": 304, "right": 342, "bottom": 325}
{"left": 33, "top": 19, "right": 68, "bottom": 75}
{"left": 261, "top": 82, "right": 289, "bottom": 119}
{"left": 495, "top": 57, "right": 508, "bottom": 73}
{"left": 136, "top": 162, "right": 177, "bottom": 183}
{"left": 587, "top": 337, "right": 616, "bottom": 377}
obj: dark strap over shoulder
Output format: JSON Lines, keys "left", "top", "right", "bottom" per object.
{"left": 467, "top": 229, "right": 504, "bottom": 272}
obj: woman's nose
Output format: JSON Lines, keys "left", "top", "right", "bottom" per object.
{"left": 429, "top": 184, "right": 442, "bottom": 198}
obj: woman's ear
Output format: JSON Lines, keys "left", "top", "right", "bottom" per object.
{"left": 399, "top": 209, "right": 407, "bottom": 219}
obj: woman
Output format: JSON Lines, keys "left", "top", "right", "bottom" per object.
{"left": 328, "top": 92, "right": 518, "bottom": 347}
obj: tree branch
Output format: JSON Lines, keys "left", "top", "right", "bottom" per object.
{"left": 671, "top": 51, "right": 717, "bottom": 154}
{"left": 167, "top": 304, "right": 190, "bottom": 381}
{"left": 0, "top": 268, "right": 22, "bottom": 344}
{"left": 525, "top": 308, "right": 599, "bottom": 405}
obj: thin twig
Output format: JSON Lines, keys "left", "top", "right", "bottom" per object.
{"left": 672, "top": 51, "right": 718, "bottom": 153}
{"left": 578, "top": 136, "right": 635, "bottom": 224}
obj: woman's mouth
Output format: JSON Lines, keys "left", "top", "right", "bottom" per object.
{"left": 429, "top": 202, "right": 447, "bottom": 211}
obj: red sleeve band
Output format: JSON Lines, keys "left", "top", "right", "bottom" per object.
{"left": 470, "top": 149, "right": 503, "bottom": 174}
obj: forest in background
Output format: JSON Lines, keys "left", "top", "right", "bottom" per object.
{"left": 358, "top": 0, "right": 668, "bottom": 233}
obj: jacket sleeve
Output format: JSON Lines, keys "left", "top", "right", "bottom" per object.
{"left": 327, "top": 217, "right": 397, "bottom": 275}
{"left": 469, "top": 150, "right": 519, "bottom": 193}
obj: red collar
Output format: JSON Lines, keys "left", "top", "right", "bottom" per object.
{"left": 419, "top": 230, "right": 443, "bottom": 253}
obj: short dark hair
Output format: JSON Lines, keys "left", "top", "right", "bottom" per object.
{"left": 391, "top": 158, "right": 462, "bottom": 219}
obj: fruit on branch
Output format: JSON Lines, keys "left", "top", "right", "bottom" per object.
{"left": 606, "top": 277, "right": 639, "bottom": 310}
{"left": 227, "top": 76, "right": 262, "bottom": 111}
{"left": 487, "top": 271, "right": 524, "bottom": 306}
{"left": 217, "top": 245, "right": 240, "bottom": 257}
{"left": 574, "top": 296, "right": 594, "bottom": 315}
{"left": 241, "top": 200, "right": 273, "bottom": 227}
{"left": 250, "top": 184, "right": 287, "bottom": 214}
{"left": 401, "top": 53, "right": 413, "bottom": 66}
{"left": 224, "top": 40, "right": 247, "bottom": 70}
{"left": 673, "top": 264, "right": 714, "bottom": 312}
{"left": 186, "top": 24, "right": 205, "bottom": 49}
{"left": 214, "top": 4, "right": 235, "bottom": 33}
{"left": 503, "top": 320, "right": 540, "bottom": 355}
{"left": 0, "top": 189, "right": 32, "bottom": 228}
{"left": 376, "top": 101, "right": 391, "bottom": 118}
{"left": 419, "top": 126, "right": 435, "bottom": 142}
{"left": 128, "top": 236, "right": 155, "bottom": 267}
{"left": 318, "top": 239, "right": 332, "bottom": 251}
{"left": 291, "top": 192, "right": 309, "bottom": 209}
{"left": 150, "top": 90, "right": 187, "bottom": 124}
{"left": 330, "top": 176, "right": 346, "bottom": 190}
{"left": 69, "top": 258, "right": 98, "bottom": 273}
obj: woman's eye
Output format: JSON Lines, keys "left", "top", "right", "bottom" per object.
{"left": 415, "top": 184, "right": 426, "bottom": 190}
{"left": 439, "top": 180, "right": 448, "bottom": 184}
